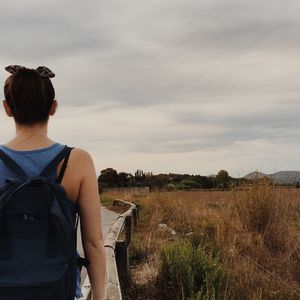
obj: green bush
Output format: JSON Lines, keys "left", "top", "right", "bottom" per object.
{"left": 157, "top": 240, "right": 227, "bottom": 300}
{"left": 157, "top": 241, "right": 195, "bottom": 299}
{"left": 192, "top": 245, "right": 227, "bottom": 299}
{"left": 180, "top": 180, "right": 201, "bottom": 189}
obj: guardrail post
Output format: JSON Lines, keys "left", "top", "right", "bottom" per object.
{"left": 125, "top": 215, "right": 132, "bottom": 246}
{"left": 132, "top": 208, "right": 138, "bottom": 227}
{"left": 115, "top": 240, "right": 129, "bottom": 289}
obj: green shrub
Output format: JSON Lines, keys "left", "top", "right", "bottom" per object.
{"left": 157, "top": 240, "right": 227, "bottom": 299}
{"left": 193, "top": 245, "right": 227, "bottom": 299}
{"left": 180, "top": 180, "right": 201, "bottom": 190}
{"left": 157, "top": 241, "right": 194, "bottom": 299}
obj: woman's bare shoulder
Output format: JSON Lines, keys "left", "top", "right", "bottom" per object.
{"left": 68, "top": 147, "right": 95, "bottom": 174}
{"left": 70, "top": 147, "right": 93, "bottom": 161}
{"left": 59, "top": 147, "right": 96, "bottom": 202}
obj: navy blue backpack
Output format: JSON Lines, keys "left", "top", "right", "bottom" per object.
{"left": 0, "top": 146, "right": 80, "bottom": 300}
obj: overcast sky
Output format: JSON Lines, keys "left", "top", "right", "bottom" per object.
{"left": 0, "top": 0, "right": 299, "bottom": 177}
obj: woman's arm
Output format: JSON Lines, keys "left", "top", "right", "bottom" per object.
{"left": 77, "top": 149, "right": 106, "bottom": 300}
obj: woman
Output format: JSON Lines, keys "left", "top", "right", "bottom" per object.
{"left": 0, "top": 65, "right": 105, "bottom": 300}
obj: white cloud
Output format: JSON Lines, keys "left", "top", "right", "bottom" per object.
{"left": 1, "top": 0, "right": 300, "bottom": 176}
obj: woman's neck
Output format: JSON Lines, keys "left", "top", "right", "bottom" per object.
{"left": 5, "top": 122, "right": 55, "bottom": 150}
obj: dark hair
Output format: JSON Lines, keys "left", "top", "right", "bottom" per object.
{"left": 4, "top": 68, "right": 55, "bottom": 125}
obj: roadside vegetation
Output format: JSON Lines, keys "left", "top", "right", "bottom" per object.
{"left": 103, "top": 181, "right": 300, "bottom": 299}
{"left": 98, "top": 168, "right": 236, "bottom": 191}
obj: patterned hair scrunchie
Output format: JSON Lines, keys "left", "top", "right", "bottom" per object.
{"left": 5, "top": 65, "right": 55, "bottom": 78}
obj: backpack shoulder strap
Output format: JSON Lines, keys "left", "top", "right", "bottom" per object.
{"left": 0, "top": 149, "right": 27, "bottom": 177}
{"left": 40, "top": 146, "right": 74, "bottom": 183}
{"left": 57, "top": 147, "right": 73, "bottom": 183}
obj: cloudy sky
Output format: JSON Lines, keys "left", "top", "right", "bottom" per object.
{"left": 0, "top": 0, "right": 299, "bottom": 177}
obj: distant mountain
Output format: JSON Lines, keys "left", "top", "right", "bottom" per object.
{"left": 244, "top": 171, "right": 300, "bottom": 184}
{"left": 269, "top": 171, "right": 300, "bottom": 184}
{"left": 244, "top": 171, "right": 267, "bottom": 180}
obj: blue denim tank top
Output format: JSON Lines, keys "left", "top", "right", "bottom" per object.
{"left": 0, "top": 143, "right": 65, "bottom": 183}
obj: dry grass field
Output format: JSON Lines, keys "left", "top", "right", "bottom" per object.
{"left": 102, "top": 182, "right": 300, "bottom": 299}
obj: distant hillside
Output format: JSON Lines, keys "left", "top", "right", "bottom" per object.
{"left": 244, "top": 171, "right": 300, "bottom": 184}
{"left": 244, "top": 171, "right": 267, "bottom": 180}
{"left": 269, "top": 171, "right": 300, "bottom": 184}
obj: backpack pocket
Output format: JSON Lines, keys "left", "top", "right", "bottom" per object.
{"left": 0, "top": 258, "right": 69, "bottom": 287}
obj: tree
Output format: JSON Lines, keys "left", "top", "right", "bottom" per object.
{"left": 118, "top": 172, "right": 131, "bottom": 187}
{"left": 194, "top": 175, "right": 214, "bottom": 189}
{"left": 98, "top": 168, "right": 119, "bottom": 187}
{"left": 135, "top": 169, "right": 145, "bottom": 178}
{"left": 134, "top": 169, "right": 146, "bottom": 185}
{"left": 216, "top": 170, "right": 230, "bottom": 189}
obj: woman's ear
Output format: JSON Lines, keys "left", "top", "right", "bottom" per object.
{"left": 49, "top": 100, "right": 57, "bottom": 116}
{"left": 3, "top": 100, "right": 13, "bottom": 117}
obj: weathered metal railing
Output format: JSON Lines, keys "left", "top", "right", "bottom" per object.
{"left": 81, "top": 199, "right": 139, "bottom": 300}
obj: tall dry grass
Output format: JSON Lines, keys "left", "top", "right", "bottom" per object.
{"left": 103, "top": 182, "right": 300, "bottom": 299}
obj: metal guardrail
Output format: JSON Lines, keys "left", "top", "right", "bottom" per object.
{"left": 81, "top": 199, "right": 139, "bottom": 300}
